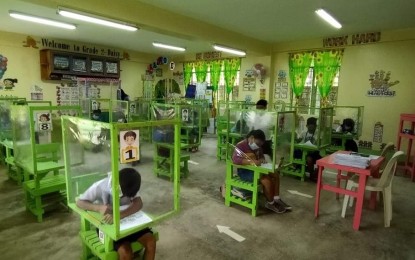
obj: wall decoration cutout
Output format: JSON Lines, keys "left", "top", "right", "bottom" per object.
{"left": 367, "top": 70, "right": 400, "bottom": 97}
{"left": 31, "top": 85, "right": 43, "bottom": 100}
{"left": 22, "top": 36, "right": 39, "bottom": 49}
{"left": 146, "top": 56, "right": 169, "bottom": 74}
{"left": 245, "top": 69, "right": 255, "bottom": 77}
{"left": 120, "top": 130, "right": 139, "bottom": 163}
{"left": 1, "top": 78, "right": 17, "bottom": 91}
{"left": 373, "top": 122, "right": 383, "bottom": 143}
{"left": 277, "top": 70, "right": 287, "bottom": 82}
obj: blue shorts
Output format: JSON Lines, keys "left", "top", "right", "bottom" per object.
{"left": 237, "top": 168, "right": 254, "bottom": 183}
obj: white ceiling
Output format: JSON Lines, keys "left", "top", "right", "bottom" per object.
{"left": 1, "top": 0, "right": 415, "bottom": 56}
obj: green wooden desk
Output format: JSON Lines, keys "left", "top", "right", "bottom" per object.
{"left": 154, "top": 142, "right": 190, "bottom": 180}
{"left": 281, "top": 143, "right": 326, "bottom": 181}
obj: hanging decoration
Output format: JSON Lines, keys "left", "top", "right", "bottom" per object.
{"left": 146, "top": 56, "right": 169, "bottom": 74}
{"left": 252, "top": 63, "right": 266, "bottom": 84}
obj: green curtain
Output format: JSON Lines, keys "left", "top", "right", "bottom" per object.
{"left": 224, "top": 58, "right": 241, "bottom": 95}
{"left": 288, "top": 52, "right": 313, "bottom": 98}
{"left": 210, "top": 60, "right": 222, "bottom": 91}
{"left": 183, "top": 62, "right": 194, "bottom": 88}
{"left": 313, "top": 49, "right": 344, "bottom": 99}
{"left": 195, "top": 60, "right": 208, "bottom": 83}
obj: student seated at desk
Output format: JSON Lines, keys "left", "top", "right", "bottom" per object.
{"left": 295, "top": 117, "right": 321, "bottom": 182}
{"left": 76, "top": 168, "right": 156, "bottom": 260}
{"left": 333, "top": 118, "right": 356, "bottom": 146}
{"left": 344, "top": 139, "right": 358, "bottom": 152}
{"left": 335, "top": 118, "right": 355, "bottom": 134}
{"left": 232, "top": 129, "right": 291, "bottom": 213}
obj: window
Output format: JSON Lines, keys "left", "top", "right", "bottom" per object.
{"left": 299, "top": 62, "right": 339, "bottom": 107}
{"left": 189, "top": 63, "right": 240, "bottom": 102}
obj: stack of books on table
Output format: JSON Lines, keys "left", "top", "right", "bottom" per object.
{"left": 333, "top": 153, "right": 371, "bottom": 169}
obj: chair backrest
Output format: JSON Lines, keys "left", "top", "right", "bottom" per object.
{"left": 376, "top": 151, "right": 404, "bottom": 188}
{"left": 379, "top": 142, "right": 395, "bottom": 172}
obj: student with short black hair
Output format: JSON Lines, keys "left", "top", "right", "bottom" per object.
{"left": 296, "top": 117, "right": 321, "bottom": 182}
{"left": 232, "top": 129, "right": 291, "bottom": 213}
{"left": 76, "top": 168, "right": 156, "bottom": 260}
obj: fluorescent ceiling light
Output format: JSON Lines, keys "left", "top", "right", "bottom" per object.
{"left": 213, "top": 44, "right": 246, "bottom": 56}
{"left": 9, "top": 10, "right": 76, "bottom": 30}
{"left": 152, "top": 42, "right": 186, "bottom": 52}
{"left": 315, "top": 9, "right": 342, "bottom": 29}
{"left": 57, "top": 7, "right": 137, "bottom": 31}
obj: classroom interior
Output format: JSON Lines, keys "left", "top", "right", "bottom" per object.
{"left": 0, "top": 1, "right": 415, "bottom": 259}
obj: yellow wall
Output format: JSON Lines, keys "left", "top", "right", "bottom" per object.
{"left": 271, "top": 28, "right": 415, "bottom": 147}
{"left": 0, "top": 30, "right": 157, "bottom": 102}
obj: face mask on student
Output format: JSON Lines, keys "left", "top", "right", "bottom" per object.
{"left": 249, "top": 142, "right": 260, "bottom": 150}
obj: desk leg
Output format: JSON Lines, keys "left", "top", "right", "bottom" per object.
{"left": 353, "top": 175, "right": 368, "bottom": 231}
{"left": 314, "top": 166, "right": 324, "bottom": 218}
{"left": 336, "top": 169, "right": 342, "bottom": 200}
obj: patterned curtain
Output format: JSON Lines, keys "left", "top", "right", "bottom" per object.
{"left": 183, "top": 62, "right": 194, "bottom": 88}
{"left": 195, "top": 60, "right": 208, "bottom": 83}
{"left": 224, "top": 58, "right": 241, "bottom": 95}
{"left": 289, "top": 52, "right": 313, "bottom": 101}
{"left": 210, "top": 60, "right": 222, "bottom": 91}
{"left": 313, "top": 49, "right": 344, "bottom": 106}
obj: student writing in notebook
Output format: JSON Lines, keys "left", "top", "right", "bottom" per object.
{"left": 76, "top": 168, "right": 156, "bottom": 260}
{"left": 232, "top": 130, "right": 291, "bottom": 213}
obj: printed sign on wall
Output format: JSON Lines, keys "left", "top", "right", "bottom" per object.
{"left": 37, "top": 112, "right": 52, "bottom": 132}
{"left": 373, "top": 122, "right": 383, "bottom": 143}
{"left": 120, "top": 130, "right": 139, "bottom": 163}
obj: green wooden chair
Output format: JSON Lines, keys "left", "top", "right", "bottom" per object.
{"left": 225, "top": 162, "right": 263, "bottom": 217}
{"left": 22, "top": 143, "right": 66, "bottom": 222}
{"left": 154, "top": 143, "right": 190, "bottom": 181}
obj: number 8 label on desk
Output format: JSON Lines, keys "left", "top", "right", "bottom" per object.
{"left": 120, "top": 130, "right": 139, "bottom": 163}
{"left": 36, "top": 112, "right": 52, "bottom": 132}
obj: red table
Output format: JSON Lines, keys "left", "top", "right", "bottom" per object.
{"left": 314, "top": 151, "right": 384, "bottom": 231}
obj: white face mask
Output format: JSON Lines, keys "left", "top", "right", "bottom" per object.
{"left": 249, "top": 142, "right": 259, "bottom": 150}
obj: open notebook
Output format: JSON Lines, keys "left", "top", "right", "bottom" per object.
{"left": 119, "top": 205, "right": 152, "bottom": 231}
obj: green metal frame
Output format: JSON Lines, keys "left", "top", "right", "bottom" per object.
{"left": 128, "top": 99, "right": 152, "bottom": 142}
{"left": 216, "top": 101, "right": 256, "bottom": 160}
{"left": 329, "top": 106, "right": 364, "bottom": 152}
{"left": 225, "top": 110, "right": 296, "bottom": 216}
{"left": 280, "top": 106, "right": 334, "bottom": 181}
{"left": 62, "top": 116, "right": 181, "bottom": 245}
{"left": 11, "top": 105, "right": 82, "bottom": 221}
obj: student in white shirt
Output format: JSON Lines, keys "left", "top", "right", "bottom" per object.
{"left": 295, "top": 117, "right": 321, "bottom": 182}
{"left": 77, "top": 168, "right": 156, "bottom": 260}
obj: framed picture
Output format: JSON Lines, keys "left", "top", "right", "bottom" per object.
{"left": 53, "top": 55, "right": 70, "bottom": 70}
{"left": 90, "top": 60, "right": 104, "bottom": 73}
{"left": 106, "top": 61, "right": 118, "bottom": 74}
{"left": 72, "top": 57, "right": 87, "bottom": 72}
